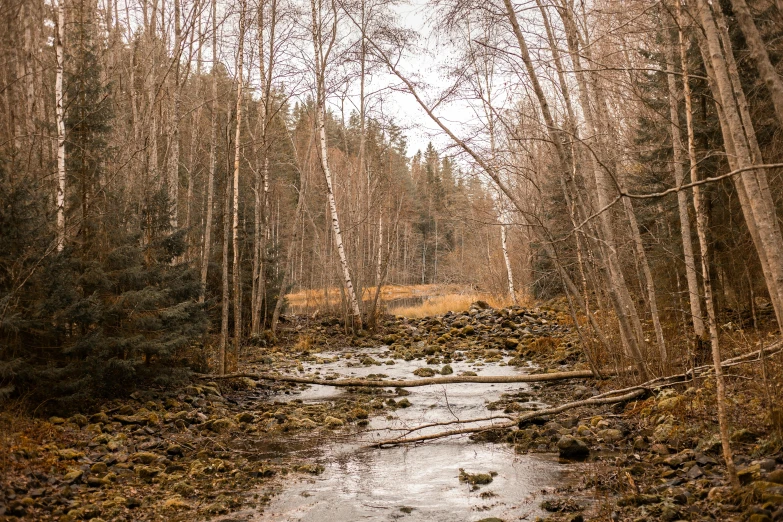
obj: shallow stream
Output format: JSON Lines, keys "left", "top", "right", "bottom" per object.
{"left": 226, "top": 348, "right": 577, "bottom": 521}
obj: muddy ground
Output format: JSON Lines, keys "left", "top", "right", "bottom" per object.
{"left": 1, "top": 302, "right": 782, "bottom": 521}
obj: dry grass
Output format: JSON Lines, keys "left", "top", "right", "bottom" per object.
{"left": 392, "top": 292, "right": 512, "bottom": 318}
{"left": 285, "top": 284, "right": 529, "bottom": 318}
{"left": 286, "top": 284, "right": 468, "bottom": 307}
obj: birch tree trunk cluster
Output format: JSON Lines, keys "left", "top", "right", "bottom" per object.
{"left": 1, "top": 0, "right": 782, "bottom": 475}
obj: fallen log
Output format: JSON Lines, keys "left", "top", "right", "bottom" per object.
{"left": 194, "top": 369, "right": 598, "bottom": 387}
{"left": 365, "top": 343, "right": 783, "bottom": 447}
{"left": 368, "top": 388, "right": 647, "bottom": 447}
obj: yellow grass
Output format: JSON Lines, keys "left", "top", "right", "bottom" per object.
{"left": 285, "top": 284, "right": 525, "bottom": 318}
{"left": 392, "top": 292, "right": 511, "bottom": 318}
{"left": 285, "top": 284, "right": 467, "bottom": 307}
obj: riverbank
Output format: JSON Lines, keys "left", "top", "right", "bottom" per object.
{"left": 1, "top": 303, "right": 781, "bottom": 521}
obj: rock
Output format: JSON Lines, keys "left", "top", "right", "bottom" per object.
{"left": 707, "top": 486, "right": 732, "bottom": 501}
{"left": 57, "top": 449, "right": 85, "bottom": 460}
{"left": 131, "top": 451, "right": 159, "bottom": 464}
{"left": 413, "top": 367, "right": 436, "bottom": 377}
{"left": 557, "top": 436, "right": 590, "bottom": 460}
{"left": 459, "top": 468, "right": 494, "bottom": 485}
{"left": 114, "top": 414, "right": 149, "bottom": 425}
{"left": 62, "top": 470, "right": 83, "bottom": 484}
{"left": 696, "top": 434, "right": 722, "bottom": 454}
{"left": 576, "top": 425, "right": 592, "bottom": 437}
{"left": 294, "top": 463, "right": 325, "bottom": 475}
{"left": 397, "top": 398, "right": 411, "bottom": 408}
{"left": 136, "top": 466, "right": 160, "bottom": 481}
{"left": 69, "top": 414, "right": 88, "bottom": 427}
{"left": 633, "top": 436, "right": 649, "bottom": 450}
{"left": 440, "top": 364, "right": 453, "bottom": 375}
{"left": 767, "top": 469, "right": 783, "bottom": 484}
{"left": 738, "top": 464, "right": 761, "bottom": 485}
{"left": 731, "top": 428, "right": 759, "bottom": 444}
{"left": 503, "top": 338, "right": 519, "bottom": 349}
{"left": 597, "top": 429, "right": 623, "bottom": 443}
{"left": 207, "top": 418, "right": 236, "bottom": 433}
{"left": 657, "top": 395, "right": 684, "bottom": 411}
{"left": 659, "top": 502, "right": 681, "bottom": 521}
{"left": 86, "top": 476, "right": 110, "bottom": 487}
{"left": 89, "top": 412, "right": 109, "bottom": 424}
{"left": 323, "top": 416, "right": 344, "bottom": 428}
{"left": 90, "top": 462, "right": 108, "bottom": 474}
{"left": 236, "top": 412, "right": 255, "bottom": 424}
{"left": 49, "top": 416, "right": 66, "bottom": 424}
{"left": 685, "top": 465, "right": 704, "bottom": 479}
{"left": 651, "top": 443, "right": 670, "bottom": 455}
{"left": 653, "top": 422, "right": 679, "bottom": 442}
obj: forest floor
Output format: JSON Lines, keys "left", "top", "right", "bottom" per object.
{"left": 1, "top": 301, "right": 782, "bottom": 521}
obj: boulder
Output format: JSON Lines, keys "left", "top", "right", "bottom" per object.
{"left": 413, "top": 367, "right": 436, "bottom": 377}
{"left": 557, "top": 435, "right": 590, "bottom": 460}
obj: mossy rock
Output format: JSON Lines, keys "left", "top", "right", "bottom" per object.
{"left": 459, "top": 468, "right": 495, "bottom": 485}
{"left": 413, "top": 367, "right": 436, "bottom": 377}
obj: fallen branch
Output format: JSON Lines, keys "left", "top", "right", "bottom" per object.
{"left": 369, "top": 388, "right": 647, "bottom": 447}
{"left": 366, "top": 342, "right": 782, "bottom": 447}
{"left": 194, "top": 369, "right": 598, "bottom": 387}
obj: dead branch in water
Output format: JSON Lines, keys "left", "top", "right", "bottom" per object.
{"left": 194, "top": 369, "right": 598, "bottom": 387}
{"left": 368, "top": 388, "right": 648, "bottom": 447}
{"left": 365, "top": 342, "right": 781, "bottom": 447}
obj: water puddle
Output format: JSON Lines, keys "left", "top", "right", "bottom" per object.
{"left": 220, "top": 348, "right": 573, "bottom": 521}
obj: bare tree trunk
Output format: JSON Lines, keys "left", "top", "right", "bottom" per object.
{"left": 167, "top": 0, "right": 182, "bottom": 228}
{"left": 55, "top": 0, "right": 66, "bottom": 252}
{"left": 148, "top": 0, "right": 159, "bottom": 192}
{"left": 500, "top": 222, "right": 517, "bottom": 305}
{"left": 310, "top": 0, "right": 362, "bottom": 330}
{"left": 623, "top": 197, "right": 667, "bottom": 361}
{"left": 667, "top": 17, "right": 705, "bottom": 339}
{"left": 730, "top": 0, "right": 783, "bottom": 126}
{"left": 200, "top": 0, "right": 218, "bottom": 303}
{"left": 697, "top": 0, "right": 783, "bottom": 332}
{"left": 251, "top": 0, "right": 276, "bottom": 334}
{"left": 232, "top": 1, "right": 246, "bottom": 355}
{"left": 553, "top": 0, "right": 650, "bottom": 375}
{"left": 692, "top": 0, "right": 742, "bottom": 486}
{"left": 219, "top": 107, "right": 233, "bottom": 375}
{"left": 272, "top": 177, "right": 305, "bottom": 333}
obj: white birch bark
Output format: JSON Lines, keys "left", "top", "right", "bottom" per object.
{"left": 500, "top": 221, "right": 517, "bottom": 305}
{"left": 55, "top": 0, "right": 66, "bottom": 252}
{"left": 310, "top": 0, "right": 362, "bottom": 329}
{"left": 232, "top": 1, "right": 245, "bottom": 352}
{"left": 167, "top": 0, "right": 182, "bottom": 228}
{"left": 199, "top": 0, "right": 218, "bottom": 303}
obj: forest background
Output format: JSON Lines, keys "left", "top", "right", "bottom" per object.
{"left": 1, "top": 0, "right": 782, "bottom": 420}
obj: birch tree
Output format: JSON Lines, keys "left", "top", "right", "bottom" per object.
{"left": 55, "top": 0, "right": 66, "bottom": 252}
{"left": 310, "top": 0, "right": 363, "bottom": 330}
{"left": 232, "top": 0, "right": 246, "bottom": 353}
{"left": 200, "top": 0, "right": 219, "bottom": 302}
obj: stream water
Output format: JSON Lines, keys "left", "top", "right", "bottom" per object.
{"left": 224, "top": 348, "right": 577, "bottom": 521}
